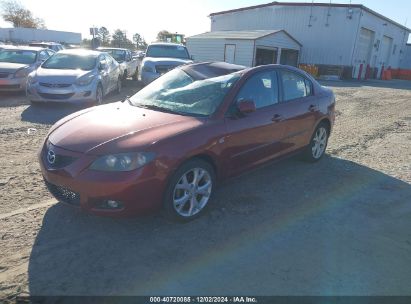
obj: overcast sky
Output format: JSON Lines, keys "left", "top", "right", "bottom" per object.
{"left": 0, "top": 0, "right": 410, "bottom": 42}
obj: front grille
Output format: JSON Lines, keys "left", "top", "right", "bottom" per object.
{"left": 0, "top": 72, "right": 9, "bottom": 79}
{"left": 40, "top": 82, "right": 72, "bottom": 88}
{"left": 45, "top": 153, "right": 77, "bottom": 169}
{"left": 45, "top": 180, "right": 80, "bottom": 206}
{"left": 155, "top": 65, "right": 175, "bottom": 74}
{"left": 38, "top": 92, "right": 74, "bottom": 100}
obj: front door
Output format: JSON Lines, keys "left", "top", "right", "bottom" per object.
{"left": 224, "top": 70, "right": 287, "bottom": 176}
{"left": 224, "top": 44, "right": 236, "bottom": 64}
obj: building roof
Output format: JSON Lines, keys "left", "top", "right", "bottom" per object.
{"left": 188, "top": 29, "right": 302, "bottom": 46}
{"left": 209, "top": 2, "right": 411, "bottom": 32}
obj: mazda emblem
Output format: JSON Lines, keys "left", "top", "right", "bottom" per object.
{"left": 47, "top": 150, "right": 56, "bottom": 164}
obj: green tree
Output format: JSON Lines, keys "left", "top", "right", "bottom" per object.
{"left": 98, "top": 27, "right": 110, "bottom": 46}
{"left": 0, "top": 0, "right": 46, "bottom": 28}
{"left": 156, "top": 30, "right": 172, "bottom": 42}
{"left": 132, "top": 33, "right": 141, "bottom": 48}
{"left": 111, "top": 29, "right": 134, "bottom": 49}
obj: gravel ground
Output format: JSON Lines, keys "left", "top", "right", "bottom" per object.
{"left": 0, "top": 79, "right": 410, "bottom": 301}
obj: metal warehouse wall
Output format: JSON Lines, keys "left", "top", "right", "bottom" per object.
{"left": 402, "top": 45, "right": 411, "bottom": 69}
{"left": 210, "top": 5, "right": 361, "bottom": 66}
{"left": 0, "top": 28, "right": 81, "bottom": 44}
{"left": 186, "top": 38, "right": 255, "bottom": 66}
{"left": 357, "top": 10, "right": 409, "bottom": 69}
{"left": 256, "top": 31, "right": 300, "bottom": 51}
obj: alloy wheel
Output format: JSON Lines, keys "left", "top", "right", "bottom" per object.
{"left": 173, "top": 168, "right": 212, "bottom": 217}
{"left": 311, "top": 127, "right": 327, "bottom": 159}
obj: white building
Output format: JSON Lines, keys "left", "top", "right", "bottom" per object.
{"left": 187, "top": 30, "right": 301, "bottom": 67}
{"left": 0, "top": 28, "right": 81, "bottom": 44}
{"left": 402, "top": 44, "right": 411, "bottom": 69}
{"left": 208, "top": 2, "right": 410, "bottom": 78}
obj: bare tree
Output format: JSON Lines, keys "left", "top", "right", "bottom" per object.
{"left": 0, "top": 0, "right": 46, "bottom": 28}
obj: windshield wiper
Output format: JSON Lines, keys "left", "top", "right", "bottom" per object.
{"left": 133, "top": 103, "right": 185, "bottom": 115}
{"left": 122, "top": 96, "right": 133, "bottom": 105}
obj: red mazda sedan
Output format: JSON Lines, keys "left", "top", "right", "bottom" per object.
{"left": 39, "top": 62, "right": 335, "bottom": 221}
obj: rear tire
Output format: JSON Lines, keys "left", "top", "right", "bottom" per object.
{"left": 303, "top": 122, "right": 329, "bottom": 162}
{"left": 163, "top": 159, "right": 216, "bottom": 222}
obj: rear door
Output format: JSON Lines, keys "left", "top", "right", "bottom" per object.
{"left": 275, "top": 69, "right": 319, "bottom": 153}
{"left": 224, "top": 70, "right": 288, "bottom": 175}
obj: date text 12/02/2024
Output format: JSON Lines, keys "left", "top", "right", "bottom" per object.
{"left": 149, "top": 297, "right": 257, "bottom": 303}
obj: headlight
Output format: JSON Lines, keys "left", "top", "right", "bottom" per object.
{"left": 13, "top": 67, "right": 29, "bottom": 78}
{"left": 142, "top": 65, "right": 155, "bottom": 73}
{"left": 76, "top": 74, "right": 95, "bottom": 86}
{"left": 89, "top": 152, "right": 155, "bottom": 172}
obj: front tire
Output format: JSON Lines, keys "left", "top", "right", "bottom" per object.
{"left": 95, "top": 84, "right": 103, "bottom": 105}
{"left": 116, "top": 77, "right": 122, "bottom": 94}
{"left": 303, "top": 122, "right": 329, "bottom": 162}
{"left": 163, "top": 159, "right": 216, "bottom": 222}
{"left": 132, "top": 68, "right": 138, "bottom": 81}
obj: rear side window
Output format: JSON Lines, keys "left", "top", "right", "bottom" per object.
{"left": 236, "top": 71, "right": 279, "bottom": 109}
{"left": 281, "top": 70, "right": 312, "bottom": 101}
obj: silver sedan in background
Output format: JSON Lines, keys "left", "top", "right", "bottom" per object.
{"left": 0, "top": 46, "right": 54, "bottom": 92}
{"left": 27, "top": 49, "right": 122, "bottom": 105}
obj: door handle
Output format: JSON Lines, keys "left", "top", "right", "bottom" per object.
{"left": 272, "top": 114, "right": 283, "bottom": 122}
{"left": 308, "top": 104, "right": 318, "bottom": 112}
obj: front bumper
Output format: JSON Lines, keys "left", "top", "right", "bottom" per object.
{"left": 27, "top": 82, "right": 97, "bottom": 104}
{"left": 39, "top": 141, "right": 165, "bottom": 217}
{"left": 0, "top": 76, "right": 26, "bottom": 91}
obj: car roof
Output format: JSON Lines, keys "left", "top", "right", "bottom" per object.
{"left": 29, "top": 42, "right": 62, "bottom": 45}
{"left": 148, "top": 42, "right": 186, "bottom": 47}
{"left": 3, "top": 46, "right": 46, "bottom": 52}
{"left": 182, "top": 62, "right": 246, "bottom": 80}
{"left": 97, "top": 47, "right": 128, "bottom": 51}
{"left": 58, "top": 49, "right": 102, "bottom": 57}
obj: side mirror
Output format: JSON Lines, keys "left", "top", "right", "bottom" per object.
{"left": 98, "top": 62, "right": 107, "bottom": 71}
{"left": 237, "top": 99, "right": 256, "bottom": 114}
{"left": 190, "top": 55, "right": 194, "bottom": 60}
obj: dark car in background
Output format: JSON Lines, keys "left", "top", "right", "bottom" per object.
{"left": 140, "top": 42, "right": 192, "bottom": 85}
{"left": 39, "top": 62, "right": 335, "bottom": 221}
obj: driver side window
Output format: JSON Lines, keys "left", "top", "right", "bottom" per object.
{"left": 236, "top": 71, "right": 279, "bottom": 109}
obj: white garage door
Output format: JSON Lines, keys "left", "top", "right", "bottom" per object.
{"left": 356, "top": 27, "right": 374, "bottom": 65}
{"left": 380, "top": 35, "right": 393, "bottom": 66}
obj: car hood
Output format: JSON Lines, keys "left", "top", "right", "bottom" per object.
{"left": 34, "top": 67, "right": 92, "bottom": 83}
{"left": 143, "top": 57, "right": 193, "bottom": 66}
{"left": 0, "top": 62, "right": 30, "bottom": 73}
{"left": 48, "top": 102, "right": 205, "bottom": 154}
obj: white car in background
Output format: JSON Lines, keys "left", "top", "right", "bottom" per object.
{"left": 140, "top": 43, "right": 193, "bottom": 85}
{"left": 98, "top": 47, "right": 138, "bottom": 82}
{"left": 0, "top": 46, "right": 54, "bottom": 92}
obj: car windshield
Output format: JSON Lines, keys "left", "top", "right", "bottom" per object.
{"left": 42, "top": 53, "right": 96, "bottom": 70}
{"left": 101, "top": 49, "right": 126, "bottom": 62}
{"left": 130, "top": 68, "right": 240, "bottom": 116}
{"left": 146, "top": 45, "right": 189, "bottom": 59}
{"left": 0, "top": 50, "right": 37, "bottom": 64}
